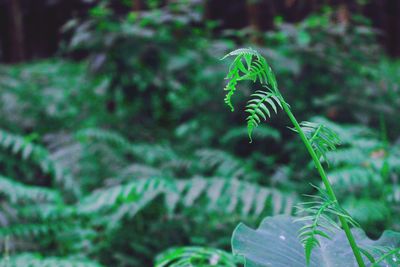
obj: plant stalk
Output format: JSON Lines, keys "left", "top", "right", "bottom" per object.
{"left": 279, "top": 97, "right": 366, "bottom": 267}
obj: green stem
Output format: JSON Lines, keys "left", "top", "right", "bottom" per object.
{"left": 279, "top": 97, "right": 366, "bottom": 267}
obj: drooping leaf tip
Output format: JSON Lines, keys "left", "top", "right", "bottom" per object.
{"left": 248, "top": 130, "right": 253, "bottom": 143}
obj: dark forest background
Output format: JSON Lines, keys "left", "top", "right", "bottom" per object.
{"left": 1, "top": 0, "right": 400, "bottom": 63}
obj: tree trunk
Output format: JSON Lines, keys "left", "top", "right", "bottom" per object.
{"left": 387, "top": 0, "right": 400, "bottom": 56}
{"left": 8, "top": 0, "right": 25, "bottom": 62}
{"left": 246, "top": 0, "right": 276, "bottom": 44}
{"left": 133, "top": 0, "right": 142, "bottom": 11}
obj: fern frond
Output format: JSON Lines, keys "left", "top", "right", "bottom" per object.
{"left": 246, "top": 88, "right": 282, "bottom": 142}
{"left": 222, "top": 48, "right": 278, "bottom": 112}
{"left": 241, "top": 57, "right": 269, "bottom": 84}
{"left": 360, "top": 245, "right": 400, "bottom": 267}
{"left": 326, "top": 147, "right": 367, "bottom": 167}
{"left": 296, "top": 186, "right": 358, "bottom": 265}
{"left": 327, "top": 167, "right": 380, "bottom": 193}
{"left": 76, "top": 128, "right": 131, "bottom": 148}
{"left": 76, "top": 128, "right": 178, "bottom": 165}
{"left": 78, "top": 177, "right": 296, "bottom": 230}
{"left": 180, "top": 177, "right": 296, "bottom": 216}
{"left": 3, "top": 253, "right": 104, "bottom": 267}
{"left": 0, "top": 129, "right": 78, "bottom": 196}
{"left": 223, "top": 56, "right": 246, "bottom": 112}
{"left": 118, "top": 163, "right": 163, "bottom": 180}
{"left": 155, "top": 246, "right": 238, "bottom": 267}
{"left": 0, "top": 220, "right": 73, "bottom": 239}
{"left": 371, "top": 247, "right": 400, "bottom": 267}
{"left": 221, "top": 48, "right": 261, "bottom": 60}
{"left": 78, "top": 178, "right": 170, "bottom": 215}
{"left": 344, "top": 198, "right": 390, "bottom": 225}
{"left": 296, "top": 201, "right": 338, "bottom": 265}
{"left": 0, "top": 176, "right": 76, "bottom": 247}
{"left": 295, "top": 121, "right": 341, "bottom": 164}
{"left": 15, "top": 204, "right": 76, "bottom": 224}
{"left": 195, "top": 149, "right": 252, "bottom": 179}
{"left": 311, "top": 117, "right": 374, "bottom": 144}
{"left": 0, "top": 175, "right": 61, "bottom": 204}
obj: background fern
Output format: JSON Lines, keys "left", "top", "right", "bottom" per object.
{"left": 1, "top": 253, "right": 104, "bottom": 267}
{"left": 0, "top": 129, "right": 78, "bottom": 197}
{"left": 0, "top": 127, "right": 298, "bottom": 265}
{"left": 155, "top": 246, "right": 239, "bottom": 267}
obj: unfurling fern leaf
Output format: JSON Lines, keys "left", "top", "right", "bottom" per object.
{"left": 222, "top": 48, "right": 281, "bottom": 141}
{"left": 294, "top": 121, "right": 341, "bottom": 164}
{"left": 296, "top": 186, "right": 358, "bottom": 265}
{"left": 246, "top": 88, "right": 282, "bottom": 142}
{"left": 222, "top": 56, "right": 242, "bottom": 112}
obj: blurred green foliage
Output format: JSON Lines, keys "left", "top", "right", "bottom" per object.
{"left": 0, "top": 1, "right": 399, "bottom": 266}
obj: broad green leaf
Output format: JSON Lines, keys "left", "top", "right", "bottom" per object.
{"left": 232, "top": 215, "right": 400, "bottom": 267}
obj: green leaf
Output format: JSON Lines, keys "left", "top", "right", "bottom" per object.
{"left": 221, "top": 48, "right": 279, "bottom": 115}
{"left": 155, "top": 246, "right": 239, "bottom": 267}
{"left": 5, "top": 253, "right": 103, "bottom": 267}
{"left": 232, "top": 215, "right": 400, "bottom": 267}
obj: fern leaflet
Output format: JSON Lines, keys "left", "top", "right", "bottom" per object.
{"left": 360, "top": 245, "right": 400, "bottom": 266}
{"left": 3, "top": 253, "right": 104, "bottom": 267}
{"left": 0, "top": 129, "right": 78, "bottom": 196}
{"left": 296, "top": 186, "right": 358, "bottom": 265}
{"left": 78, "top": 177, "right": 296, "bottom": 228}
{"left": 0, "top": 175, "right": 61, "bottom": 204}
{"left": 155, "top": 246, "right": 239, "bottom": 267}
{"left": 245, "top": 88, "right": 282, "bottom": 142}
{"left": 371, "top": 247, "right": 400, "bottom": 266}
{"left": 294, "top": 121, "right": 341, "bottom": 164}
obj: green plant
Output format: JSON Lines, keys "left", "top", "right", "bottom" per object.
{"left": 0, "top": 129, "right": 78, "bottom": 197}
{"left": 155, "top": 246, "right": 239, "bottom": 267}
{"left": 1, "top": 253, "right": 104, "bottom": 267}
{"left": 62, "top": 0, "right": 228, "bottom": 143}
{"left": 221, "top": 48, "right": 399, "bottom": 266}
{"left": 0, "top": 126, "right": 296, "bottom": 266}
